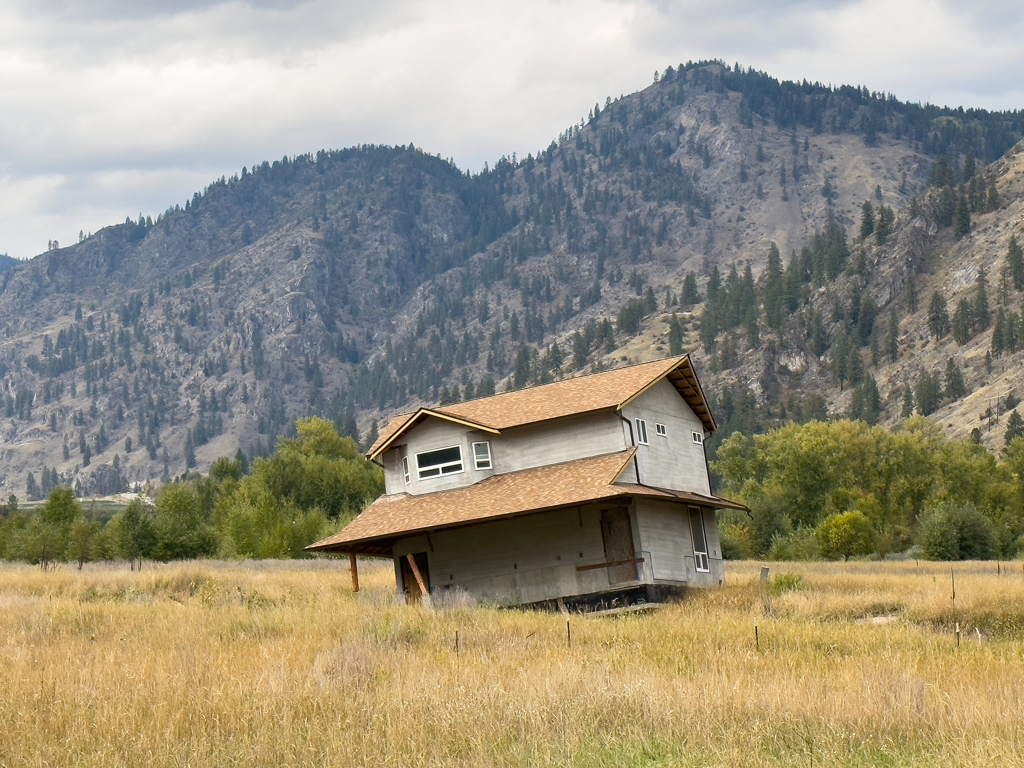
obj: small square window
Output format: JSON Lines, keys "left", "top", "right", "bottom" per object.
{"left": 635, "top": 418, "right": 649, "bottom": 445}
{"left": 472, "top": 441, "right": 492, "bottom": 470}
{"left": 655, "top": 423, "right": 667, "bottom": 437}
{"left": 402, "top": 456, "right": 410, "bottom": 485}
{"left": 692, "top": 431, "right": 703, "bottom": 445}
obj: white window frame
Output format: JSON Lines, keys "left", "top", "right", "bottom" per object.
{"left": 689, "top": 506, "right": 710, "bottom": 573}
{"left": 415, "top": 445, "right": 464, "bottom": 480}
{"left": 402, "top": 456, "right": 410, "bottom": 485}
{"left": 634, "top": 418, "right": 649, "bottom": 445}
{"left": 692, "top": 431, "right": 704, "bottom": 445}
{"left": 472, "top": 441, "right": 492, "bottom": 470}
{"left": 655, "top": 423, "right": 667, "bottom": 437}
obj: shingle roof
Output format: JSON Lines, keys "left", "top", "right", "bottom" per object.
{"left": 307, "top": 449, "right": 747, "bottom": 555}
{"left": 367, "top": 354, "right": 715, "bottom": 460}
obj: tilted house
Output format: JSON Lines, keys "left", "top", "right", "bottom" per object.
{"left": 307, "top": 355, "right": 746, "bottom": 607}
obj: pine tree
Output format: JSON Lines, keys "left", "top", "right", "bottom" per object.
{"left": 860, "top": 201, "right": 875, "bottom": 240}
{"left": 901, "top": 386, "right": 914, "bottom": 418}
{"left": 1008, "top": 236, "right": 1024, "bottom": 291}
{"left": 876, "top": 206, "right": 895, "bottom": 245}
{"left": 680, "top": 272, "right": 701, "bottom": 306}
{"left": 184, "top": 432, "right": 196, "bottom": 469}
{"left": 955, "top": 191, "right": 972, "bottom": 239}
{"left": 952, "top": 298, "right": 974, "bottom": 344}
{"left": 1006, "top": 410, "right": 1024, "bottom": 447}
{"left": 764, "top": 243, "right": 785, "bottom": 328}
{"left": 667, "top": 314, "right": 684, "bottom": 356}
{"left": 927, "top": 291, "right": 951, "bottom": 339}
{"left": 974, "top": 267, "right": 991, "bottom": 330}
{"left": 885, "top": 309, "right": 899, "bottom": 361}
{"left": 944, "top": 357, "right": 966, "bottom": 400}
{"left": 991, "top": 308, "right": 1007, "bottom": 357}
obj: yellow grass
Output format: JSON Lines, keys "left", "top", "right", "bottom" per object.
{"left": 2, "top": 559, "right": 1024, "bottom": 767}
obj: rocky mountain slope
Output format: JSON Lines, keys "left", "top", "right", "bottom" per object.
{"left": 1, "top": 61, "right": 1022, "bottom": 497}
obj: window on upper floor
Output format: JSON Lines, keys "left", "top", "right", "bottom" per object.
{"left": 415, "top": 445, "right": 464, "bottom": 480}
{"left": 635, "top": 418, "right": 649, "bottom": 445}
{"left": 402, "top": 456, "right": 410, "bottom": 485}
{"left": 692, "top": 431, "right": 704, "bottom": 445}
{"left": 472, "top": 441, "right": 492, "bottom": 470}
{"left": 655, "top": 423, "right": 667, "bottom": 437}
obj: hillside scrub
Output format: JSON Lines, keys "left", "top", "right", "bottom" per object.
{"left": 0, "top": 418, "right": 382, "bottom": 565}
{"left": 714, "top": 417, "right": 1024, "bottom": 560}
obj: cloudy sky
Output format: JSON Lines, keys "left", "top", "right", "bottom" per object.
{"left": 1, "top": 0, "right": 1022, "bottom": 259}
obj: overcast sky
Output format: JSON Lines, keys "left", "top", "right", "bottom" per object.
{"left": 1, "top": 0, "right": 1022, "bottom": 260}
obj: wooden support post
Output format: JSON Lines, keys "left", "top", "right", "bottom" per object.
{"left": 406, "top": 554, "right": 430, "bottom": 605}
{"left": 755, "top": 624, "right": 760, "bottom": 653}
{"left": 349, "top": 553, "right": 359, "bottom": 593}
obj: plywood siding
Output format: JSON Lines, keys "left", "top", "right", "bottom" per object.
{"left": 492, "top": 412, "right": 626, "bottom": 475}
{"left": 634, "top": 500, "right": 691, "bottom": 582}
{"left": 393, "top": 503, "right": 648, "bottom": 605}
{"left": 621, "top": 379, "right": 711, "bottom": 494}
{"left": 383, "top": 411, "right": 625, "bottom": 495}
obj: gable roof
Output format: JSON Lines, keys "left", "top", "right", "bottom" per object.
{"left": 307, "top": 449, "right": 747, "bottom": 555}
{"left": 367, "top": 354, "right": 715, "bottom": 460}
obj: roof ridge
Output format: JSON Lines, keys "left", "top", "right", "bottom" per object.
{"left": 436, "top": 354, "right": 689, "bottom": 414}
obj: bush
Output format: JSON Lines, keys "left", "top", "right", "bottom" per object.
{"left": 768, "top": 528, "right": 821, "bottom": 561}
{"left": 768, "top": 572, "right": 806, "bottom": 594}
{"left": 719, "top": 522, "right": 754, "bottom": 559}
{"left": 918, "top": 501, "right": 995, "bottom": 561}
{"left": 815, "top": 511, "right": 876, "bottom": 561}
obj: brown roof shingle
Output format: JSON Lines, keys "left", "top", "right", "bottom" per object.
{"left": 367, "top": 354, "right": 715, "bottom": 459}
{"left": 307, "top": 449, "right": 747, "bottom": 555}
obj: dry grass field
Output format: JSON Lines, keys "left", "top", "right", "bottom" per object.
{"left": 2, "top": 559, "right": 1024, "bottom": 767}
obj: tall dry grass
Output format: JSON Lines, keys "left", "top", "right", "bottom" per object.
{"left": 1, "top": 558, "right": 1023, "bottom": 767}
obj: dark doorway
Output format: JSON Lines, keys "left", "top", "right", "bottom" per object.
{"left": 600, "top": 507, "right": 637, "bottom": 584}
{"left": 400, "top": 552, "right": 431, "bottom": 603}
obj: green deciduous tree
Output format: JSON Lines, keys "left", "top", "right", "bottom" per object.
{"left": 816, "top": 510, "right": 876, "bottom": 560}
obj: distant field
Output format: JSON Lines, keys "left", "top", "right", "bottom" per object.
{"left": 1, "top": 559, "right": 1023, "bottom": 767}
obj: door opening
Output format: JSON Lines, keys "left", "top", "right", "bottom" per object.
{"left": 600, "top": 507, "right": 638, "bottom": 584}
{"left": 400, "top": 552, "right": 431, "bottom": 603}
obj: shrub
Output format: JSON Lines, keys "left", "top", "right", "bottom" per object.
{"left": 815, "top": 511, "right": 876, "bottom": 561}
{"left": 768, "top": 528, "right": 821, "bottom": 561}
{"left": 917, "top": 501, "right": 995, "bottom": 561}
{"left": 719, "top": 523, "right": 754, "bottom": 560}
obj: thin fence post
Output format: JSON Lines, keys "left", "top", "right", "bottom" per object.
{"left": 755, "top": 624, "right": 760, "bottom": 653}
{"left": 566, "top": 619, "right": 571, "bottom": 649}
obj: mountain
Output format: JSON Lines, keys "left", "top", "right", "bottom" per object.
{"left": 1, "top": 61, "right": 1022, "bottom": 498}
{"left": 0, "top": 254, "right": 19, "bottom": 276}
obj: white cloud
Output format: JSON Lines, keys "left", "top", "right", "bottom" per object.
{"left": 0, "top": 0, "right": 1020, "bottom": 258}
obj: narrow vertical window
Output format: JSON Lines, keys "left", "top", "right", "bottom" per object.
{"left": 472, "top": 441, "right": 492, "bottom": 470}
{"left": 689, "top": 506, "right": 710, "bottom": 572}
{"left": 634, "top": 418, "right": 649, "bottom": 445}
{"left": 402, "top": 456, "right": 410, "bottom": 485}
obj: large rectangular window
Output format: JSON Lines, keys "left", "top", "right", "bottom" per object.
{"left": 472, "top": 441, "right": 492, "bottom": 470}
{"left": 634, "top": 418, "right": 649, "bottom": 445}
{"left": 415, "top": 446, "right": 464, "bottom": 480}
{"left": 689, "top": 506, "right": 710, "bottom": 573}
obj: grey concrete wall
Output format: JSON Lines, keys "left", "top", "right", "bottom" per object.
{"left": 392, "top": 503, "right": 651, "bottom": 605}
{"left": 383, "top": 410, "right": 626, "bottom": 495}
{"left": 620, "top": 379, "right": 712, "bottom": 494}
{"left": 382, "top": 419, "right": 496, "bottom": 496}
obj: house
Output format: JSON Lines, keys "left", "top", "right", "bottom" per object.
{"left": 307, "top": 354, "right": 747, "bottom": 608}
